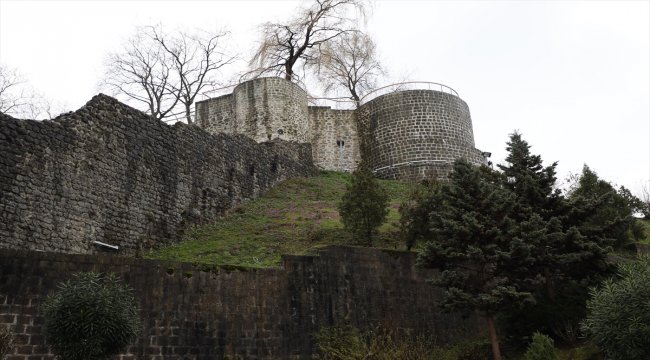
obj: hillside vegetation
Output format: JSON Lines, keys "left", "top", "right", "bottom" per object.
{"left": 145, "top": 171, "right": 414, "bottom": 268}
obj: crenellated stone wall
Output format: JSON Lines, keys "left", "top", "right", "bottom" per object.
{"left": 0, "top": 94, "right": 314, "bottom": 255}
{"left": 0, "top": 246, "right": 477, "bottom": 360}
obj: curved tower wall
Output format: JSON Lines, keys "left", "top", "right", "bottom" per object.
{"left": 357, "top": 90, "right": 485, "bottom": 180}
{"left": 232, "top": 77, "right": 309, "bottom": 142}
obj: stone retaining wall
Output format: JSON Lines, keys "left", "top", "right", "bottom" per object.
{"left": 0, "top": 247, "right": 476, "bottom": 360}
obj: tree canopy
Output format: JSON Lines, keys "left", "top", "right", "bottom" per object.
{"left": 408, "top": 132, "right": 641, "bottom": 359}
{"left": 250, "top": 0, "right": 366, "bottom": 82}
{"left": 417, "top": 160, "right": 536, "bottom": 360}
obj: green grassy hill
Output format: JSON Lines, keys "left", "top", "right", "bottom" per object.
{"left": 145, "top": 171, "right": 415, "bottom": 268}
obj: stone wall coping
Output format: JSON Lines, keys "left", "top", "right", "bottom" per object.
{"left": 233, "top": 76, "right": 307, "bottom": 95}
{"left": 360, "top": 82, "right": 460, "bottom": 104}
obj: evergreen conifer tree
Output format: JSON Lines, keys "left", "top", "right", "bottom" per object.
{"left": 418, "top": 160, "right": 536, "bottom": 360}
{"left": 338, "top": 169, "right": 389, "bottom": 246}
{"left": 498, "top": 131, "right": 561, "bottom": 220}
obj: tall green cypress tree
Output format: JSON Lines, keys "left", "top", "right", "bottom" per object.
{"left": 418, "top": 160, "right": 536, "bottom": 360}
{"left": 338, "top": 168, "right": 389, "bottom": 246}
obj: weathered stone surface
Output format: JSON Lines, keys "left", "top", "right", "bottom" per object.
{"left": 357, "top": 90, "right": 486, "bottom": 180}
{"left": 0, "top": 246, "right": 476, "bottom": 360}
{"left": 196, "top": 77, "right": 309, "bottom": 143}
{"left": 308, "top": 106, "right": 360, "bottom": 172}
{"left": 196, "top": 78, "right": 485, "bottom": 179}
{"left": 0, "top": 94, "right": 314, "bottom": 254}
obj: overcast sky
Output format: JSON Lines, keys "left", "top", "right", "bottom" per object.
{"left": 1, "top": 0, "right": 648, "bottom": 195}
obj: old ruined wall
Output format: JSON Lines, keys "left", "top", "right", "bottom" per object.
{"left": 307, "top": 106, "right": 360, "bottom": 172}
{"left": 232, "top": 78, "right": 309, "bottom": 143}
{"left": 0, "top": 247, "right": 476, "bottom": 360}
{"left": 0, "top": 94, "right": 313, "bottom": 255}
{"left": 357, "top": 90, "right": 485, "bottom": 180}
{"left": 195, "top": 93, "right": 233, "bottom": 134}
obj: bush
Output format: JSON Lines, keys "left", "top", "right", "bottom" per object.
{"left": 0, "top": 326, "right": 14, "bottom": 359}
{"left": 523, "top": 332, "right": 558, "bottom": 360}
{"left": 315, "top": 325, "right": 367, "bottom": 360}
{"left": 499, "top": 282, "right": 590, "bottom": 349}
{"left": 315, "top": 325, "right": 439, "bottom": 360}
{"left": 43, "top": 272, "right": 141, "bottom": 360}
{"left": 582, "top": 256, "right": 650, "bottom": 360}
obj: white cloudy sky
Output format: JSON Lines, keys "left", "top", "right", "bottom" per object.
{"left": 1, "top": 0, "right": 648, "bottom": 194}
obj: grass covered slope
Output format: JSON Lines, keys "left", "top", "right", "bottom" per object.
{"left": 145, "top": 171, "right": 414, "bottom": 268}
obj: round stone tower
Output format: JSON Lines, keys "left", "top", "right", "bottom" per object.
{"left": 356, "top": 88, "right": 485, "bottom": 180}
{"left": 232, "top": 77, "right": 309, "bottom": 142}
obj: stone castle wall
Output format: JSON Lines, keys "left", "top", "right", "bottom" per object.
{"left": 232, "top": 78, "right": 309, "bottom": 142}
{"left": 307, "top": 107, "right": 360, "bottom": 172}
{"left": 357, "top": 90, "right": 485, "bottom": 180}
{"left": 195, "top": 93, "right": 233, "bottom": 135}
{"left": 0, "top": 247, "right": 476, "bottom": 360}
{"left": 196, "top": 78, "right": 485, "bottom": 179}
{"left": 196, "top": 78, "right": 310, "bottom": 143}
{"left": 0, "top": 94, "right": 314, "bottom": 254}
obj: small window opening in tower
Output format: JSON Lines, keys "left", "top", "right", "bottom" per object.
{"left": 277, "top": 128, "right": 284, "bottom": 135}
{"left": 337, "top": 140, "right": 345, "bottom": 147}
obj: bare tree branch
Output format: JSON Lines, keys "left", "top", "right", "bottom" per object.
{"left": 0, "top": 64, "right": 68, "bottom": 119}
{"left": 102, "top": 26, "right": 233, "bottom": 123}
{"left": 149, "top": 25, "right": 235, "bottom": 124}
{"left": 315, "top": 31, "right": 384, "bottom": 106}
{"left": 250, "top": 0, "right": 366, "bottom": 82}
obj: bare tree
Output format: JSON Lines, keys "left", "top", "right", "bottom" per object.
{"left": 316, "top": 31, "right": 383, "bottom": 106}
{"left": 103, "top": 29, "right": 180, "bottom": 121}
{"left": 103, "top": 26, "right": 233, "bottom": 123}
{"left": 639, "top": 181, "right": 650, "bottom": 218}
{"left": 250, "top": 0, "right": 366, "bottom": 82}
{"left": 0, "top": 64, "right": 38, "bottom": 117}
{"left": 0, "top": 64, "right": 68, "bottom": 119}
{"left": 149, "top": 26, "right": 234, "bottom": 124}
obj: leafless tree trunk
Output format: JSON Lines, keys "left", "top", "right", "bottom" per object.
{"left": 315, "top": 31, "right": 383, "bottom": 106}
{"left": 486, "top": 313, "right": 502, "bottom": 360}
{"left": 250, "top": 0, "right": 366, "bottom": 82}
{"left": 102, "top": 26, "right": 233, "bottom": 123}
{"left": 103, "top": 30, "right": 180, "bottom": 121}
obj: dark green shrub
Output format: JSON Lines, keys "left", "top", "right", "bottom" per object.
{"left": 583, "top": 257, "right": 650, "bottom": 360}
{"left": 454, "top": 339, "right": 492, "bottom": 360}
{"left": 522, "top": 332, "right": 558, "bottom": 360}
{"left": 315, "top": 325, "right": 367, "bottom": 360}
{"left": 0, "top": 326, "right": 14, "bottom": 359}
{"left": 315, "top": 325, "right": 440, "bottom": 360}
{"left": 499, "top": 281, "right": 590, "bottom": 349}
{"left": 565, "top": 342, "right": 603, "bottom": 360}
{"left": 43, "top": 272, "right": 141, "bottom": 360}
